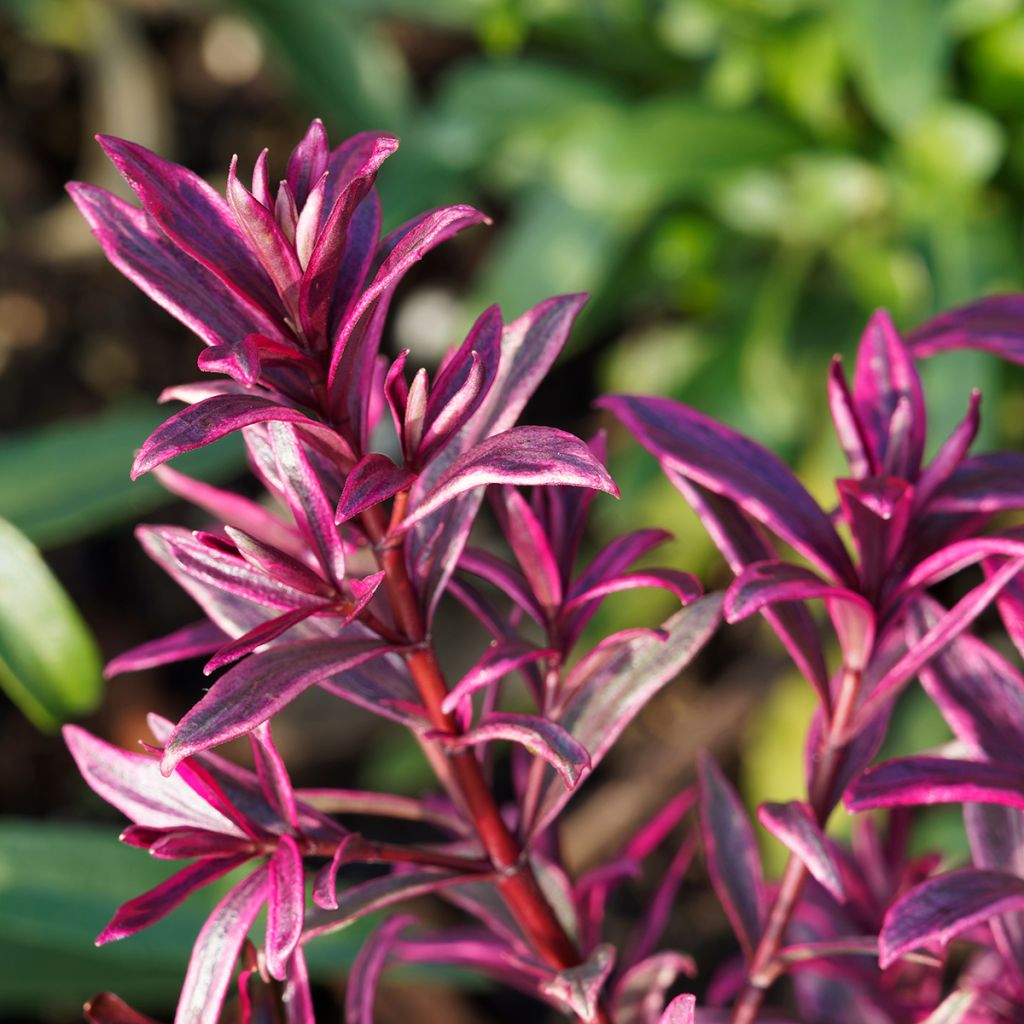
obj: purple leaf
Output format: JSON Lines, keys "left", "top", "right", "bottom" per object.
{"left": 335, "top": 453, "right": 416, "bottom": 523}
{"left": 97, "top": 135, "right": 279, "bottom": 317}
{"left": 266, "top": 836, "right": 304, "bottom": 980}
{"left": 105, "top": 619, "right": 226, "bottom": 678}
{"left": 203, "top": 605, "right": 326, "bottom": 674}
{"left": 401, "top": 426, "right": 618, "bottom": 531}
{"left": 531, "top": 595, "right": 722, "bottom": 836}
{"left": 285, "top": 119, "right": 329, "bottom": 205}
{"left": 902, "top": 535, "right": 1024, "bottom": 590}
{"left": 269, "top": 422, "right": 347, "bottom": 586}
{"left": 564, "top": 569, "right": 702, "bottom": 614}
{"left": 912, "top": 601, "right": 1024, "bottom": 757}
{"left": 344, "top": 915, "right": 417, "bottom": 1024}
{"left": 601, "top": 394, "right": 855, "bottom": 585}
{"left": 97, "top": 856, "right": 249, "bottom": 944}
{"left": 132, "top": 395, "right": 355, "bottom": 479}
{"left": 539, "top": 943, "right": 616, "bottom": 1023}
{"left": 282, "top": 946, "right": 315, "bottom": 1024}
{"left": 664, "top": 474, "right": 829, "bottom": 701}
{"left": 851, "top": 309, "right": 925, "bottom": 479}
{"left": 408, "top": 294, "right": 588, "bottom": 621}
{"left": 930, "top": 453, "right": 1024, "bottom": 514}
{"left": 441, "top": 643, "right": 552, "bottom": 716}
{"left": 964, "top": 803, "right": 1024, "bottom": 979}
{"left": 299, "top": 135, "right": 397, "bottom": 341}
{"left": 175, "top": 864, "right": 270, "bottom": 1024}
{"left": 437, "top": 712, "right": 591, "bottom": 789}
{"left": 914, "top": 390, "right": 980, "bottom": 510}
{"left": 908, "top": 294, "right": 1024, "bottom": 365}
{"left": 419, "top": 305, "right": 503, "bottom": 460}
{"left": 226, "top": 157, "right": 302, "bottom": 306}
{"left": 493, "top": 486, "right": 563, "bottom": 616}
{"left": 63, "top": 726, "right": 244, "bottom": 835}
{"left": 848, "top": 756, "right": 1024, "bottom": 812}
{"left": 84, "top": 994, "right": 161, "bottom": 1024}
{"left": 758, "top": 802, "right": 844, "bottom": 902}
{"left": 698, "top": 752, "right": 765, "bottom": 960}
{"left": 250, "top": 721, "right": 299, "bottom": 833}
{"left": 306, "top": 871, "right": 477, "bottom": 940}
{"left": 295, "top": 788, "right": 465, "bottom": 834}
{"left": 153, "top": 465, "right": 304, "bottom": 559}
{"left": 67, "top": 183, "right": 286, "bottom": 348}
{"left": 612, "top": 952, "right": 696, "bottom": 1024}
{"left": 161, "top": 639, "right": 391, "bottom": 773}
{"left": 827, "top": 358, "right": 873, "bottom": 479}
{"left": 658, "top": 995, "right": 697, "bottom": 1024}
{"left": 224, "top": 528, "right": 331, "bottom": 597}
{"left": 879, "top": 868, "right": 1024, "bottom": 969}
{"left": 852, "top": 558, "right": 1024, "bottom": 733}
{"left": 725, "top": 561, "right": 874, "bottom": 671}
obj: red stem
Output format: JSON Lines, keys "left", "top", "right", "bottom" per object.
{"left": 361, "top": 499, "right": 608, "bottom": 1022}
{"left": 731, "top": 667, "right": 863, "bottom": 1024}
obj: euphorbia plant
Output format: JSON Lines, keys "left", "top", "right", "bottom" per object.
{"left": 65, "top": 119, "right": 1024, "bottom": 1024}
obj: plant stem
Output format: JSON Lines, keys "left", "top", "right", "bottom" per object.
{"left": 731, "top": 667, "right": 863, "bottom": 1024}
{"left": 363, "top": 498, "right": 608, "bottom": 1022}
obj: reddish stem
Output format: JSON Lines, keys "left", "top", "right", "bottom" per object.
{"left": 731, "top": 667, "right": 863, "bottom": 1024}
{"left": 361, "top": 498, "right": 608, "bottom": 1022}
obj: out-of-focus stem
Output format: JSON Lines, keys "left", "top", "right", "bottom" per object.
{"left": 361, "top": 498, "right": 609, "bottom": 1022}
{"left": 731, "top": 666, "right": 863, "bottom": 1024}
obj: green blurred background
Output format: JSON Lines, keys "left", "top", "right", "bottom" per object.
{"left": 1, "top": 0, "right": 1023, "bottom": 1018}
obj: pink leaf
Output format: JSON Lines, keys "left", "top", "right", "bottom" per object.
{"left": 175, "top": 865, "right": 270, "bottom": 1024}
{"left": 880, "top": 868, "right": 1024, "bottom": 969}
{"left": 105, "top": 620, "right": 226, "bottom": 678}
{"left": 601, "top": 394, "right": 855, "bottom": 586}
{"left": 441, "top": 643, "right": 553, "bottom": 716}
{"left": 401, "top": 426, "right": 618, "bottom": 531}
{"left": 540, "top": 944, "right": 616, "bottom": 1023}
{"left": 758, "top": 801, "right": 844, "bottom": 902}
{"left": 438, "top": 712, "right": 591, "bottom": 789}
{"left": 131, "top": 395, "right": 354, "bottom": 479}
{"left": 266, "top": 836, "right": 305, "bottom": 980}
{"left": 698, "top": 753, "right": 765, "bottom": 961}
{"left": 344, "top": 915, "right": 416, "bottom": 1024}
{"left": 161, "top": 639, "right": 391, "bottom": 773}
{"left": 908, "top": 293, "right": 1024, "bottom": 365}
{"left": 335, "top": 453, "right": 416, "bottom": 523}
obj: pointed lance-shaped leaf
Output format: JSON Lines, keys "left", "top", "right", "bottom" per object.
{"left": 758, "top": 802, "right": 844, "bottom": 903}
{"left": 827, "top": 358, "right": 874, "bottom": 479}
{"left": 913, "top": 390, "right": 981, "bottom": 511}
{"left": 400, "top": 426, "right": 618, "bottom": 531}
{"left": 441, "top": 643, "right": 553, "bottom": 716}
{"left": 131, "top": 395, "right": 355, "bottom": 479}
{"left": 493, "top": 486, "right": 563, "bottom": 616}
{"left": 105, "top": 619, "right": 226, "bottom": 678}
{"left": 435, "top": 712, "right": 591, "bottom": 789}
{"left": 964, "top": 802, "right": 1024, "bottom": 979}
{"left": 908, "top": 293, "right": 1024, "bottom": 365}
{"left": 64, "top": 725, "right": 245, "bottom": 835}
{"left": 930, "top": 453, "right": 1024, "bottom": 515}
{"left": 67, "top": 183, "right": 287, "bottom": 349}
{"left": 851, "top": 557, "right": 1024, "bottom": 735}
{"left": 344, "top": 914, "right": 416, "bottom": 1024}
{"left": 266, "top": 835, "right": 305, "bottom": 980}
{"left": 84, "top": 994, "right": 161, "bottom": 1024}
{"left": 848, "top": 756, "right": 1024, "bottom": 813}
{"left": 97, "top": 135, "right": 280, "bottom": 318}
{"left": 879, "top": 868, "right": 1024, "bottom": 969}
{"left": 409, "top": 294, "right": 589, "bottom": 620}
{"left": 305, "top": 871, "right": 477, "bottom": 940}
{"left": 335, "top": 453, "right": 416, "bottom": 523}
{"left": 161, "top": 639, "right": 391, "bottom": 774}
{"left": 600, "top": 394, "right": 855, "bottom": 586}
{"left": 665, "top": 474, "right": 829, "bottom": 702}
{"left": 97, "top": 855, "right": 250, "bottom": 945}
{"left": 912, "top": 600, "right": 1024, "bottom": 757}
{"left": 698, "top": 752, "right": 765, "bottom": 961}
{"left": 175, "top": 864, "right": 271, "bottom": 1024}
{"left": 531, "top": 595, "right": 722, "bottom": 837}
{"left": 852, "top": 309, "right": 926, "bottom": 480}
